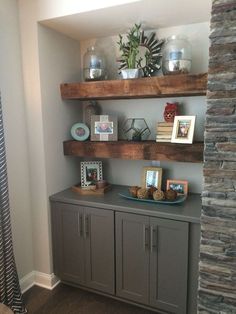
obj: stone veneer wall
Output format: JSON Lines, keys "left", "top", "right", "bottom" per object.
{"left": 198, "top": 0, "right": 236, "bottom": 313}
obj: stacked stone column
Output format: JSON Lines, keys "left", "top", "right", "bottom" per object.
{"left": 198, "top": 0, "right": 236, "bottom": 313}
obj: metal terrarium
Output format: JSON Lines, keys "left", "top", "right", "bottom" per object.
{"left": 122, "top": 118, "right": 151, "bottom": 141}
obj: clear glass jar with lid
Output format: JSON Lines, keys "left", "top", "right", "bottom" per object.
{"left": 162, "top": 35, "right": 192, "bottom": 75}
{"left": 83, "top": 46, "right": 106, "bottom": 81}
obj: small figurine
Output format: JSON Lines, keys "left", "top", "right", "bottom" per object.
{"left": 163, "top": 102, "right": 179, "bottom": 122}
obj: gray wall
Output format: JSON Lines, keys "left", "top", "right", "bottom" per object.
{"left": 0, "top": 0, "right": 34, "bottom": 278}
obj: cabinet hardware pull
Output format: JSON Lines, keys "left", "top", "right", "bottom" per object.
{"left": 84, "top": 214, "right": 90, "bottom": 239}
{"left": 150, "top": 226, "right": 157, "bottom": 253}
{"left": 78, "top": 213, "right": 83, "bottom": 237}
{"left": 144, "top": 225, "right": 149, "bottom": 251}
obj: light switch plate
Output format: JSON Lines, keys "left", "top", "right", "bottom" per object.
{"left": 151, "top": 160, "right": 160, "bottom": 167}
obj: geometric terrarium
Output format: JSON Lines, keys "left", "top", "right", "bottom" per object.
{"left": 122, "top": 118, "right": 151, "bottom": 141}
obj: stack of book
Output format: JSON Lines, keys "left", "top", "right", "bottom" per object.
{"left": 156, "top": 122, "right": 174, "bottom": 142}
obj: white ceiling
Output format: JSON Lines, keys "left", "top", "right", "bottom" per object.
{"left": 40, "top": 0, "right": 211, "bottom": 41}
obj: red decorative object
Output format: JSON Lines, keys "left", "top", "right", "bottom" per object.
{"left": 163, "top": 102, "right": 179, "bottom": 122}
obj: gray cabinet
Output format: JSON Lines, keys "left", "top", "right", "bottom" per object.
{"left": 149, "top": 217, "right": 188, "bottom": 314}
{"left": 51, "top": 202, "right": 115, "bottom": 294}
{"left": 116, "top": 212, "right": 189, "bottom": 314}
{"left": 84, "top": 206, "right": 114, "bottom": 293}
{"left": 116, "top": 213, "right": 150, "bottom": 305}
{"left": 50, "top": 188, "right": 201, "bottom": 314}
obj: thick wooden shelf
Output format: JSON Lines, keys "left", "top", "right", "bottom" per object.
{"left": 60, "top": 73, "right": 207, "bottom": 100}
{"left": 63, "top": 140, "right": 204, "bottom": 163}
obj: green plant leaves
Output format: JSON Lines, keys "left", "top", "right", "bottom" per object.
{"left": 117, "top": 23, "right": 164, "bottom": 76}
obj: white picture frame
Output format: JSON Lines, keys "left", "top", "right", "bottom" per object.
{"left": 80, "top": 161, "right": 103, "bottom": 187}
{"left": 171, "top": 115, "right": 196, "bottom": 144}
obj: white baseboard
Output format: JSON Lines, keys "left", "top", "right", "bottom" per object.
{"left": 20, "top": 271, "right": 35, "bottom": 293}
{"left": 20, "top": 271, "right": 60, "bottom": 293}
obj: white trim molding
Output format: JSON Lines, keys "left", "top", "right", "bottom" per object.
{"left": 20, "top": 271, "right": 60, "bottom": 293}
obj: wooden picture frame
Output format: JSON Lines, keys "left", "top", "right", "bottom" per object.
{"left": 142, "top": 167, "right": 162, "bottom": 190}
{"left": 171, "top": 115, "right": 196, "bottom": 144}
{"left": 166, "top": 179, "right": 188, "bottom": 195}
{"left": 91, "top": 115, "right": 118, "bottom": 141}
{"left": 81, "top": 161, "right": 103, "bottom": 187}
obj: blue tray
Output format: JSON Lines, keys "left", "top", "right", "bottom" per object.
{"left": 119, "top": 192, "right": 186, "bottom": 205}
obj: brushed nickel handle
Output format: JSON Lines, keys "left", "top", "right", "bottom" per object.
{"left": 150, "top": 226, "right": 157, "bottom": 253}
{"left": 84, "top": 214, "right": 90, "bottom": 239}
{"left": 78, "top": 213, "right": 83, "bottom": 237}
{"left": 143, "top": 225, "right": 149, "bottom": 251}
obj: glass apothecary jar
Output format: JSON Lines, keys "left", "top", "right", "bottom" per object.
{"left": 162, "top": 35, "right": 192, "bottom": 75}
{"left": 83, "top": 46, "right": 106, "bottom": 81}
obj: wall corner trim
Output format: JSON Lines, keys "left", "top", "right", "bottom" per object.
{"left": 20, "top": 271, "right": 60, "bottom": 293}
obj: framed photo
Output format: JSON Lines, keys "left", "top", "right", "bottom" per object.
{"left": 142, "top": 167, "right": 162, "bottom": 190}
{"left": 70, "top": 123, "right": 90, "bottom": 141}
{"left": 166, "top": 180, "right": 188, "bottom": 195}
{"left": 171, "top": 116, "right": 196, "bottom": 144}
{"left": 81, "top": 161, "right": 103, "bottom": 187}
{"left": 91, "top": 115, "right": 118, "bottom": 141}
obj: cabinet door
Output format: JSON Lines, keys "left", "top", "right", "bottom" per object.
{"left": 85, "top": 207, "right": 115, "bottom": 294}
{"left": 116, "top": 212, "right": 149, "bottom": 305}
{"left": 149, "top": 217, "right": 189, "bottom": 314}
{"left": 51, "top": 202, "right": 86, "bottom": 285}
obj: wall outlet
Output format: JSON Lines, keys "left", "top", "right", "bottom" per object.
{"left": 151, "top": 160, "right": 160, "bottom": 167}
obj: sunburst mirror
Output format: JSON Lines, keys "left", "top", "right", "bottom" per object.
{"left": 118, "top": 24, "right": 165, "bottom": 77}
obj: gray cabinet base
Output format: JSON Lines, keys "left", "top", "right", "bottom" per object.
{"left": 50, "top": 187, "right": 200, "bottom": 314}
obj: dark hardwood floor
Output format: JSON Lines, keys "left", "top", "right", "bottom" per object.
{"left": 23, "top": 284, "right": 155, "bottom": 314}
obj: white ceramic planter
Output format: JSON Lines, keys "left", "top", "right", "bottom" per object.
{"left": 121, "top": 69, "right": 141, "bottom": 79}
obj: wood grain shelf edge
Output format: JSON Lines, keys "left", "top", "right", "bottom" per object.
{"left": 63, "top": 140, "right": 204, "bottom": 163}
{"left": 60, "top": 73, "right": 207, "bottom": 100}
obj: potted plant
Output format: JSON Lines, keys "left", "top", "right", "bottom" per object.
{"left": 117, "top": 23, "right": 143, "bottom": 79}
{"left": 117, "top": 23, "right": 164, "bottom": 79}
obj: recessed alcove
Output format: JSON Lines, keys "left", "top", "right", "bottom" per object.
{"left": 27, "top": 1, "right": 223, "bottom": 314}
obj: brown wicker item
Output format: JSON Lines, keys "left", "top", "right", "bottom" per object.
{"left": 153, "top": 190, "right": 165, "bottom": 201}
{"left": 165, "top": 189, "right": 177, "bottom": 200}
{"left": 129, "top": 186, "right": 140, "bottom": 198}
{"left": 137, "top": 188, "right": 149, "bottom": 199}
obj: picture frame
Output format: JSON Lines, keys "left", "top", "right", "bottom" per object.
{"left": 171, "top": 115, "right": 196, "bottom": 144}
{"left": 166, "top": 179, "right": 188, "bottom": 195}
{"left": 91, "top": 115, "right": 118, "bottom": 141}
{"left": 142, "top": 167, "right": 162, "bottom": 190}
{"left": 81, "top": 161, "right": 103, "bottom": 187}
{"left": 70, "top": 123, "right": 90, "bottom": 141}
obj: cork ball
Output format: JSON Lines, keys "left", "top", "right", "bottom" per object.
{"left": 129, "top": 186, "right": 140, "bottom": 198}
{"left": 153, "top": 190, "right": 165, "bottom": 201}
{"left": 165, "top": 189, "right": 177, "bottom": 200}
{"left": 137, "top": 188, "right": 149, "bottom": 199}
{"left": 148, "top": 186, "right": 157, "bottom": 198}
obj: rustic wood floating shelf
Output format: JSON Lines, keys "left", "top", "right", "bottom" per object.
{"left": 60, "top": 73, "right": 207, "bottom": 100}
{"left": 63, "top": 140, "right": 204, "bottom": 163}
